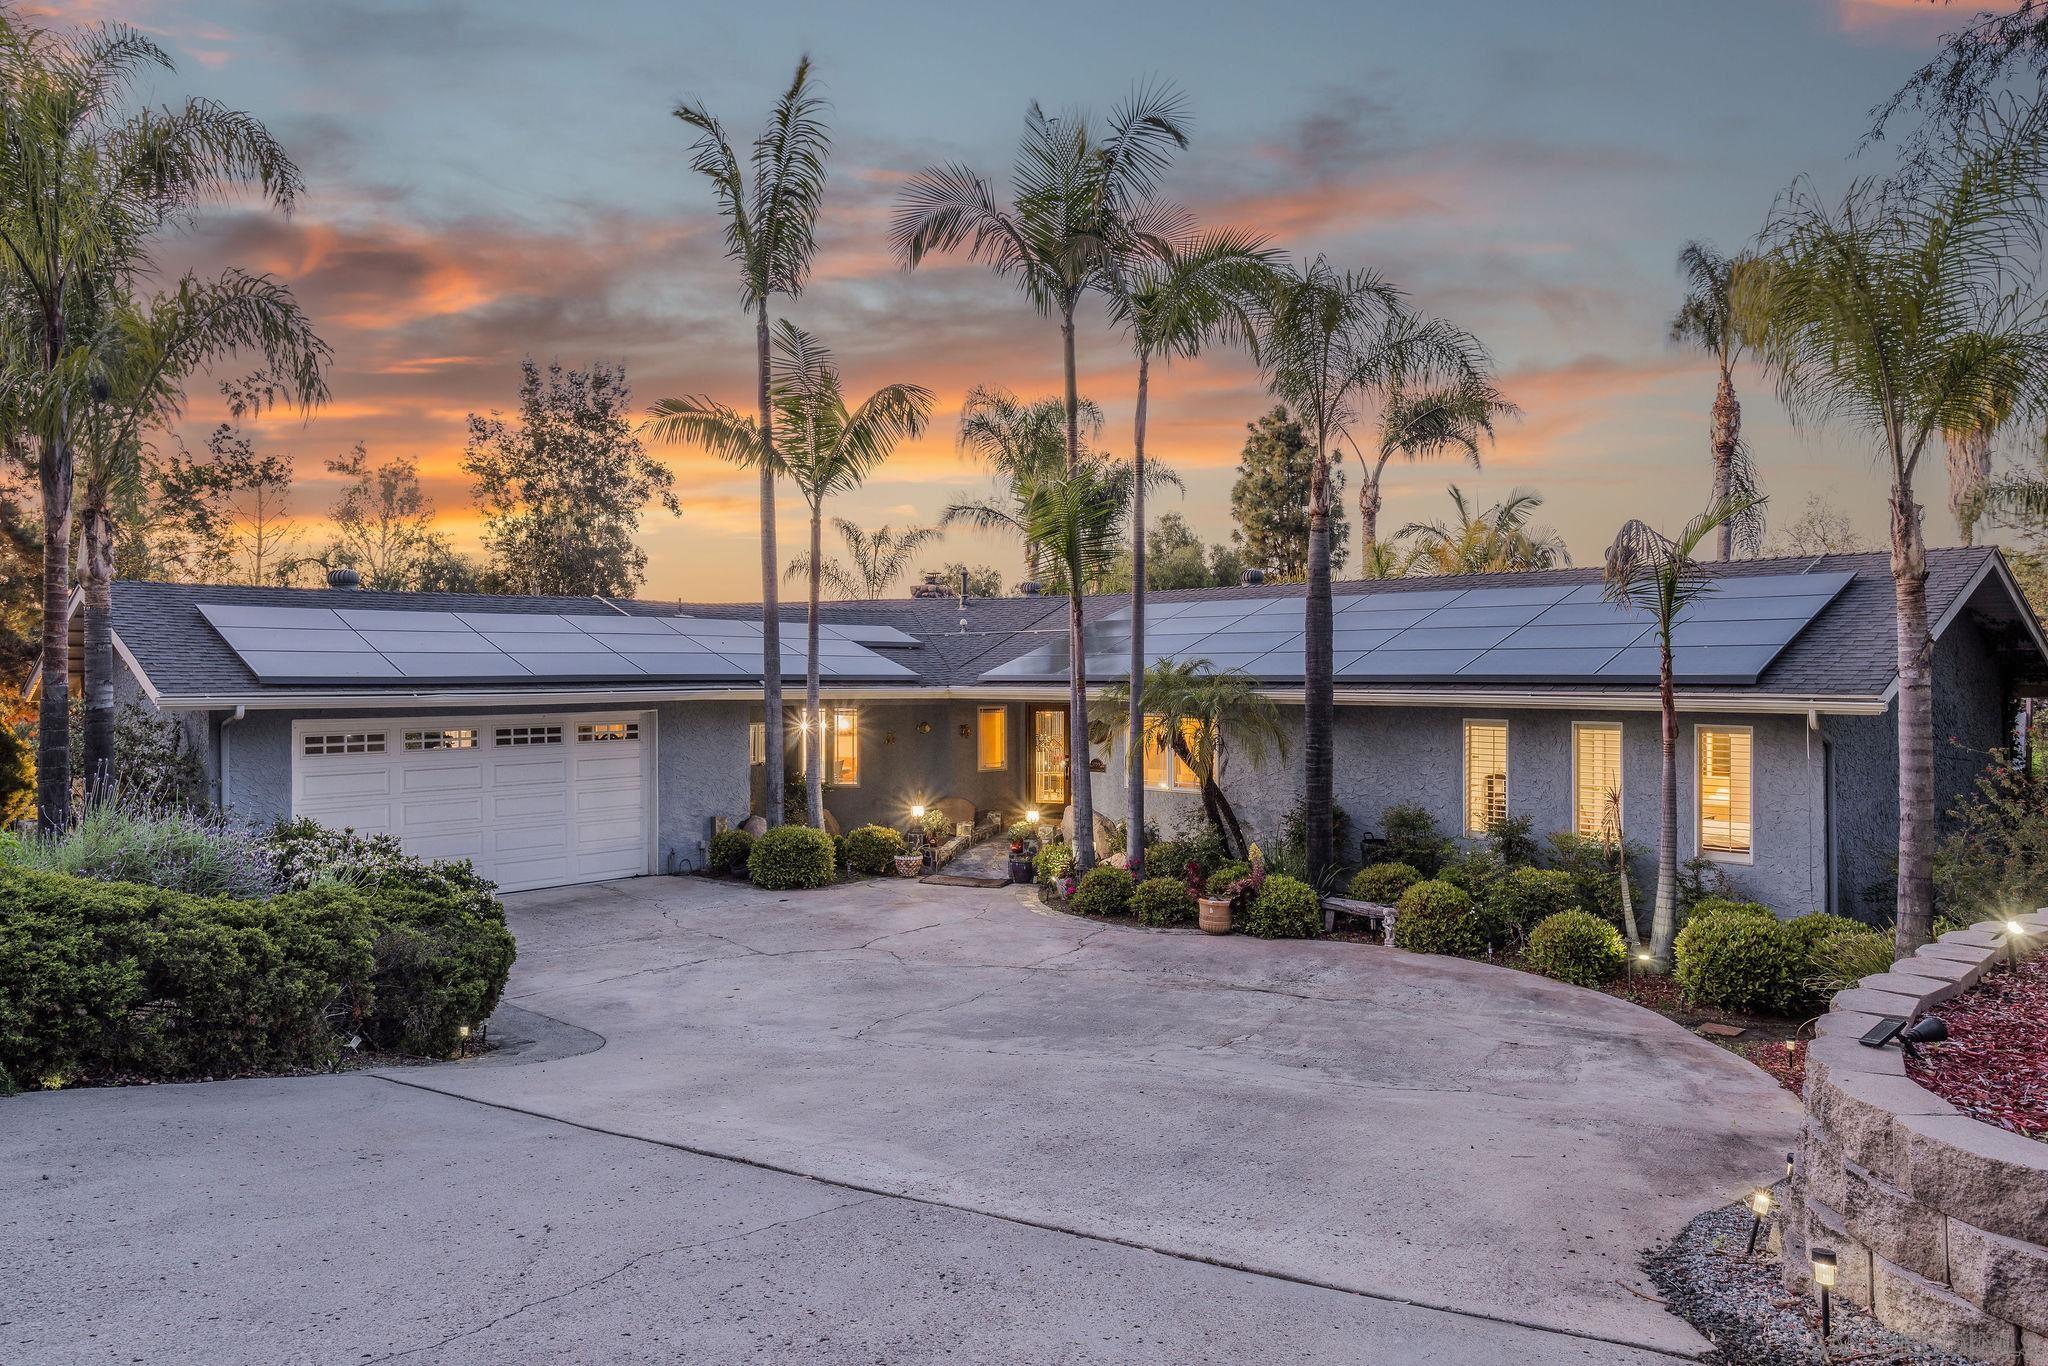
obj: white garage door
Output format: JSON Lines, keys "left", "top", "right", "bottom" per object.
{"left": 291, "top": 711, "right": 655, "bottom": 892}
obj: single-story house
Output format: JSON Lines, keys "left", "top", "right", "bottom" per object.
{"left": 73, "top": 546, "right": 2046, "bottom": 919}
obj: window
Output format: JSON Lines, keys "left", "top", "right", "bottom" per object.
{"left": 494, "top": 725, "right": 562, "bottom": 747}
{"left": 403, "top": 728, "right": 475, "bottom": 751}
{"left": 304, "top": 732, "right": 384, "bottom": 756}
{"left": 577, "top": 722, "right": 639, "bottom": 743}
{"left": 1697, "top": 726, "right": 1754, "bottom": 858}
{"left": 1141, "top": 715, "right": 1204, "bottom": 791}
{"left": 1463, "top": 720, "right": 1508, "bottom": 836}
{"left": 977, "top": 707, "right": 1008, "bottom": 771}
{"left": 1572, "top": 723, "right": 1623, "bottom": 839}
{"left": 748, "top": 721, "right": 766, "bottom": 765}
{"left": 828, "top": 707, "right": 859, "bottom": 785}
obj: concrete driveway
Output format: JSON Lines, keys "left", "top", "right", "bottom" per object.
{"left": 4, "top": 874, "right": 1800, "bottom": 1364}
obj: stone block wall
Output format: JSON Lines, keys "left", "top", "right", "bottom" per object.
{"left": 1782, "top": 911, "right": 2048, "bottom": 1363}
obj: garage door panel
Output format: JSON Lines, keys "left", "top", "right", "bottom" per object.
{"left": 491, "top": 756, "right": 569, "bottom": 787}
{"left": 491, "top": 790, "right": 569, "bottom": 821}
{"left": 489, "top": 824, "right": 570, "bottom": 857}
{"left": 300, "top": 769, "right": 392, "bottom": 800}
{"left": 300, "top": 800, "right": 394, "bottom": 833}
{"left": 401, "top": 795, "right": 485, "bottom": 829}
{"left": 574, "top": 752, "right": 643, "bottom": 782}
{"left": 398, "top": 763, "right": 483, "bottom": 793}
{"left": 574, "top": 785, "right": 643, "bottom": 816}
{"left": 406, "top": 833, "right": 488, "bottom": 864}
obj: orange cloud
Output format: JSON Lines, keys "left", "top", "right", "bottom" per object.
{"left": 1833, "top": 0, "right": 2023, "bottom": 32}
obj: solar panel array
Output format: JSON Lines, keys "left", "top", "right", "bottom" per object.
{"left": 198, "top": 604, "right": 920, "bottom": 685}
{"left": 979, "top": 572, "right": 1855, "bottom": 687}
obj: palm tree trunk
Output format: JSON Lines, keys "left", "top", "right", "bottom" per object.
{"left": 1172, "top": 728, "right": 1248, "bottom": 862}
{"left": 806, "top": 505, "right": 825, "bottom": 830}
{"left": 80, "top": 486, "right": 116, "bottom": 807}
{"left": 1060, "top": 302, "right": 1094, "bottom": 872}
{"left": 1360, "top": 456, "right": 1387, "bottom": 553}
{"left": 1892, "top": 484, "right": 1935, "bottom": 956}
{"left": 1711, "top": 365, "right": 1739, "bottom": 561}
{"left": 756, "top": 301, "right": 784, "bottom": 828}
{"left": 36, "top": 421, "right": 72, "bottom": 833}
{"left": 1126, "top": 351, "right": 1149, "bottom": 876}
{"left": 1653, "top": 636, "right": 1679, "bottom": 966}
{"left": 1304, "top": 423, "right": 1336, "bottom": 891}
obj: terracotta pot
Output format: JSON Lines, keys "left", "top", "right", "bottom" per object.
{"left": 1197, "top": 896, "right": 1233, "bottom": 935}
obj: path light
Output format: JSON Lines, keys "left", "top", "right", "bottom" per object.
{"left": 1026, "top": 809, "right": 1040, "bottom": 826}
{"left": 911, "top": 804, "right": 925, "bottom": 822}
{"left": 1786, "top": 1150, "right": 1795, "bottom": 1179}
{"left": 2004, "top": 917, "right": 2029, "bottom": 967}
{"left": 1810, "top": 1247, "right": 1837, "bottom": 1338}
{"left": 1746, "top": 1187, "right": 1772, "bottom": 1256}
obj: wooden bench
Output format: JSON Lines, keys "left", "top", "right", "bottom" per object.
{"left": 1321, "top": 896, "right": 1397, "bottom": 938}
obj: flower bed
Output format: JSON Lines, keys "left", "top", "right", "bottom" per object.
{"left": 1907, "top": 949, "right": 2048, "bottom": 1142}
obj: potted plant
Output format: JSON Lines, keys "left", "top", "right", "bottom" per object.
{"left": 1006, "top": 818, "right": 1038, "bottom": 884}
{"left": 893, "top": 851, "right": 925, "bottom": 878}
{"left": 1198, "top": 844, "right": 1264, "bottom": 935}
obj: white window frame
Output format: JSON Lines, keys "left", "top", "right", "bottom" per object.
{"left": 1462, "top": 718, "right": 1509, "bottom": 837}
{"left": 1693, "top": 723, "right": 1756, "bottom": 865}
{"left": 577, "top": 721, "right": 639, "bottom": 743}
{"left": 1140, "top": 714, "right": 1202, "bottom": 792}
{"left": 1571, "top": 722, "right": 1624, "bottom": 840}
{"left": 799, "top": 706, "right": 861, "bottom": 787}
{"left": 976, "top": 706, "right": 1009, "bottom": 772}
{"left": 303, "top": 732, "right": 385, "bottom": 757}
{"left": 748, "top": 721, "right": 767, "bottom": 766}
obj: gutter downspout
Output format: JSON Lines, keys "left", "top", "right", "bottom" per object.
{"left": 1806, "top": 708, "right": 1820, "bottom": 915}
{"left": 218, "top": 705, "right": 247, "bottom": 813}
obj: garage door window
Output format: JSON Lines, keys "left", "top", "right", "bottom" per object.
{"left": 304, "top": 732, "right": 385, "bottom": 756}
{"left": 577, "top": 722, "right": 639, "bottom": 742}
{"left": 403, "top": 728, "right": 475, "bottom": 751}
{"left": 495, "top": 725, "right": 562, "bottom": 746}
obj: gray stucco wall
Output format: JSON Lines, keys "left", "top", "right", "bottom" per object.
{"left": 756, "top": 699, "right": 1039, "bottom": 833}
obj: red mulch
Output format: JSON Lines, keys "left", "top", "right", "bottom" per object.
{"left": 1734, "top": 1038, "right": 1807, "bottom": 1095}
{"left": 1907, "top": 952, "right": 2048, "bottom": 1142}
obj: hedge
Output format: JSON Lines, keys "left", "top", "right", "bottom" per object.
{"left": 1673, "top": 912, "right": 1794, "bottom": 1012}
{"left": 1243, "top": 875, "right": 1320, "bottom": 939}
{"left": 1071, "top": 865, "right": 1134, "bottom": 916}
{"left": 1347, "top": 861, "right": 1421, "bottom": 905}
{"left": 1392, "top": 880, "right": 1484, "bottom": 957}
{"left": 843, "top": 824, "right": 907, "bottom": 876}
{"left": 708, "top": 829, "right": 754, "bottom": 875}
{"left": 1525, "top": 910, "right": 1626, "bottom": 987}
{"left": 1130, "top": 877, "right": 1196, "bottom": 927}
{"left": 1488, "top": 866, "right": 1579, "bottom": 928}
{"left": 748, "top": 825, "right": 837, "bottom": 890}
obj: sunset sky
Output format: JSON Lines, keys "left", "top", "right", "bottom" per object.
{"left": 33, "top": 0, "right": 2023, "bottom": 599}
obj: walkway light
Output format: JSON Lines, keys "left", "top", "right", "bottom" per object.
{"left": 1026, "top": 809, "right": 1040, "bottom": 825}
{"left": 2003, "top": 917, "right": 2029, "bottom": 966}
{"left": 1746, "top": 1187, "right": 1772, "bottom": 1255}
{"left": 911, "top": 804, "right": 925, "bottom": 822}
{"left": 1810, "top": 1247, "right": 1837, "bottom": 1338}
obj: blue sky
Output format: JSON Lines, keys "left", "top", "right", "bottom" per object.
{"left": 42, "top": 0, "right": 2005, "bottom": 596}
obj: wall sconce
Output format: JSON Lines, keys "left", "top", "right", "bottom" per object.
{"left": 917, "top": 721, "right": 933, "bottom": 735}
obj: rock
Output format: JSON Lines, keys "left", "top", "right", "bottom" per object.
{"left": 741, "top": 816, "right": 767, "bottom": 837}
{"left": 1897, "top": 1112, "right": 2048, "bottom": 1246}
{"left": 1872, "top": 1253, "right": 2021, "bottom": 1362}
{"left": 1947, "top": 1220, "right": 2048, "bottom": 1336}
{"left": 1841, "top": 1159, "right": 1948, "bottom": 1282}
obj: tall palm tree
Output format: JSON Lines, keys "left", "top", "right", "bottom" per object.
{"left": 1942, "top": 388, "right": 2017, "bottom": 545}
{"left": 1398, "top": 486, "right": 1570, "bottom": 575}
{"left": 0, "top": 15, "right": 303, "bottom": 830}
{"left": 1671, "top": 242, "right": 1768, "bottom": 560}
{"left": 1345, "top": 311, "right": 1517, "bottom": 552}
{"left": 1601, "top": 496, "right": 1758, "bottom": 968}
{"left": 1252, "top": 257, "right": 1406, "bottom": 888}
{"left": 1092, "top": 660, "right": 1288, "bottom": 862}
{"left": 649, "top": 323, "right": 931, "bottom": 827}
{"left": 954, "top": 385, "right": 1102, "bottom": 584}
{"left": 893, "top": 84, "right": 1191, "bottom": 873}
{"left": 788, "top": 520, "right": 942, "bottom": 599}
{"left": 70, "top": 275, "right": 327, "bottom": 800}
{"left": 1105, "top": 227, "right": 1278, "bottom": 874}
{"left": 675, "top": 57, "right": 830, "bottom": 830}
{"left": 1747, "top": 103, "right": 2048, "bottom": 956}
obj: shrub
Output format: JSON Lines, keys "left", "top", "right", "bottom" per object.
{"left": 1243, "top": 874, "right": 1321, "bottom": 939}
{"left": 1684, "top": 897, "right": 1775, "bottom": 928}
{"left": 1281, "top": 799, "right": 1351, "bottom": 876}
{"left": 111, "top": 702, "right": 208, "bottom": 810}
{"left": 919, "top": 809, "right": 955, "bottom": 845}
{"left": 1782, "top": 912, "right": 1863, "bottom": 956}
{"left": 708, "top": 828, "right": 754, "bottom": 875}
{"left": 356, "top": 862, "right": 517, "bottom": 1056}
{"left": 843, "top": 824, "right": 907, "bottom": 876}
{"left": 1205, "top": 861, "right": 1252, "bottom": 899}
{"left": 1673, "top": 913, "right": 1794, "bottom": 1012}
{"left": 1347, "top": 861, "right": 1421, "bottom": 905}
{"left": 1071, "top": 865, "right": 1134, "bottom": 916}
{"left": 1174, "top": 820, "right": 1230, "bottom": 878}
{"left": 1437, "top": 849, "right": 1505, "bottom": 899}
{"left": 18, "top": 802, "right": 279, "bottom": 899}
{"left": 1131, "top": 876, "right": 1197, "bottom": 927}
{"left": 1034, "top": 839, "right": 1074, "bottom": 885}
{"left": 1544, "top": 830, "right": 1647, "bottom": 933}
{"left": 1393, "top": 880, "right": 1483, "bottom": 957}
{"left": 1136, "top": 838, "right": 1187, "bottom": 881}
{"left": 1488, "top": 866, "right": 1579, "bottom": 928}
{"left": 1484, "top": 813, "right": 1542, "bottom": 869}
{"left": 1931, "top": 750, "right": 2048, "bottom": 922}
{"left": 1006, "top": 820, "right": 1036, "bottom": 845}
{"left": 1379, "top": 803, "right": 1452, "bottom": 876}
{"left": 1525, "top": 910, "right": 1626, "bottom": 987}
{"left": 748, "top": 825, "right": 837, "bottom": 890}
{"left": 1806, "top": 926, "right": 1897, "bottom": 997}
{"left": 832, "top": 833, "right": 850, "bottom": 874}
{"left": 0, "top": 723, "right": 32, "bottom": 827}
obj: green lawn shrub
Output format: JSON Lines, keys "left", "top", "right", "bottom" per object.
{"left": 1243, "top": 874, "right": 1321, "bottom": 939}
{"left": 1130, "top": 876, "right": 1197, "bottom": 927}
{"left": 1525, "top": 910, "right": 1626, "bottom": 987}
{"left": 708, "top": 829, "right": 754, "bottom": 875}
{"left": 1379, "top": 803, "right": 1452, "bottom": 876}
{"left": 1673, "top": 912, "right": 1794, "bottom": 1012}
{"left": 1070, "top": 865, "right": 1134, "bottom": 916}
{"left": 1034, "top": 839, "right": 1074, "bottom": 885}
{"left": 1805, "top": 926, "right": 1896, "bottom": 997}
{"left": 843, "top": 824, "right": 907, "bottom": 876}
{"left": 1137, "top": 838, "right": 1188, "bottom": 881}
{"left": 1685, "top": 896, "right": 1774, "bottom": 926}
{"left": 1347, "top": 861, "right": 1421, "bottom": 905}
{"left": 1488, "top": 866, "right": 1580, "bottom": 928}
{"left": 1392, "top": 880, "right": 1483, "bottom": 957}
{"left": 19, "top": 802, "right": 278, "bottom": 899}
{"left": 748, "top": 825, "right": 837, "bottom": 890}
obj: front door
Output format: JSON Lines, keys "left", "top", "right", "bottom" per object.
{"left": 1030, "top": 706, "right": 1069, "bottom": 808}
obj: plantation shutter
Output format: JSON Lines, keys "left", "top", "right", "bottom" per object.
{"left": 1463, "top": 721, "right": 1508, "bottom": 835}
{"left": 1173, "top": 719, "right": 1203, "bottom": 790}
{"left": 1573, "top": 725, "right": 1623, "bottom": 839}
{"left": 1142, "top": 716, "right": 1171, "bottom": 789}
{"left": 1698, "top": 727, "right": 1752, "bottom": 855}
{"left": 977, "top": 707, "right": 1008, "bottom": 770}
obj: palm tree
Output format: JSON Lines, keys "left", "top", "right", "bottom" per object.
{"left": 0, "top": 15, "right": 303, "bottom": 831}
{"left": 788, "top": 520, "right": 942, "bottom": 599}
{"left": 954, "top": 385, "right": 1102, "bottom": 584}
{"left": 1252, "top": 257, "right": 1406, "bottom": 889}
{"left": 1747, "top": 103, "right": 2048, "bottom": 956}
{"left": 649, "top": 323, "right": 931, "bottom": 827}
{"left": 70, "top": 276, "right": 327, "bottom": 800}
{"left": 1602, "top": 496, "right": 1761, "bottom": 968}
{"left": 1345, "top": 310, "right": 1518, "bottom": 552}
{"left": 1105, "top": 228, "right": 1278, "bottom": 874}
{"left": 893, "top": 84, "right": 1192, "bottom": 873}
{"left": 1398, "top": 486, "right": 1570, "bottom": 575}
{"left": 1092, "top": 660, "right": 1287, "bottom": 862}
{"left": 675, "top": 57, "right": 830, "bottom": 830}
{"left": 1942, "top": 388, "right": 2016, "bottom": 545}
{"left": 1671, "top": 242, "right": 1768, "bottom": 560}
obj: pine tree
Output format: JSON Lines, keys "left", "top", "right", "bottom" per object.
{"left": 1229, "top": 406, "right": 1347, "bottom": 579}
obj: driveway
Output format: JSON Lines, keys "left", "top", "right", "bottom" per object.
{"left": 4, "top": 875, "right": 1800, "bottom": 1364}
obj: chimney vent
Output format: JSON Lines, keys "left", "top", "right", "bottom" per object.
{"left": 1240, "top": 567, "right": 1266, "bottom": 586}
{"left": 327, "top": 566, "right": 363, "bottom": 590}
{"left": 1019, "top": 579, "right": 1041, "bottom": 597}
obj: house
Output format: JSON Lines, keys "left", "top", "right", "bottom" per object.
{"left": 78, "top": 546, "right": 2045, "bottom": 919}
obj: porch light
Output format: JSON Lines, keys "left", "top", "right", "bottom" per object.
{"left": 911, "top": 804, "right": 925, "bottom": 822}
{"left": 1026, "top": 809, "right": 1040, "bottom": 825}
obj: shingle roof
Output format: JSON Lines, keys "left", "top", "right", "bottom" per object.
{"left": 108, "top": 545, "right": 2028, "bottom": 703}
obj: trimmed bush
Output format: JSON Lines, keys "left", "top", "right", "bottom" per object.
{"left": 843, "top": 824, "right": 907, "bottom": 876}
{"left": 1136, "top": 838, "right": 1188, "bottom": 881}
{"left": 1034, "top": 839, "right": 1074, "bottom": 885}
{"left": 748, "top": 825, "right": 837, "bottom": 890}
{"left": 1488, "top": 866, "right": 1579, "bottom": 928}
{"left": 1205, "top": 861, "right": 1252, "bottom": 899}
{"left": 708, "top": 829, "right": 754, "bottom": 875}
{"left": 1347, "top": 861, "right": 1421, "bottom": 905}
{"left": 1437, "top": 850, "right": 1505, "bottom": 898}
{"left": 1673, "top": 912, "right": 1794, "bottom": 1012}
{"left": 1543, "top": 830, "right": 1646, "bottom": 931}
{"left": 1243, "top": 874, "right": 1321, "bottom": 939}
{"left": 1131, "top": 876, "right": 1197, "bottom": 927}
{"left": 1782, "top": 912, "right": 1862, "bottom": 956}
{"left": 1393, "top": 880, "right": 1484, "bottom": 957}
{"left": 1685, "top": 896, "right": 1774, "bottom": 926}
{"left": 1525, "top": 910, "right": 1626, "bottom": 987}
{"left": 1175, "top": 821, "right": 1230, "bottom": 878}
{"left": 1807, "top": 926, "right": 1896, "bottom": 996}
{"left": 1071, "top": 865, "right": 1134, "bottom": 915}
{"left": 1380, "top": 803, "right": 1452, "bottom": 876}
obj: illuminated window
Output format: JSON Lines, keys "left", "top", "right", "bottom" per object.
{"left": 1141, "top": 715, "right": 1204, "bottom": 791}
{"left": 494, "top": 725, "right": 562, "bottom": 747}
{"left": 403, "top": 728, "right": 475, "bottom": 751}
{"left": 1697, "top": 726, "right": 1753, "bottom": 858}
{"left": 576, "top": 722, "right": 639, "bottom": 743}
{"left": 828, "top": 707, "right": 859, "bottom": 786}
{"left": 748, "top": 721, "right": 766, "bottom": 765}
{"left": 1463, "top": 720, "right": 1508, "bottom": 836}
{"left": 304, "top": 732, "right": 384, "bottom": 756}
{"left": 977, "top": 706, "right": 1008, "bottom": 771}
{"left": 1573, "top": 723, "right": 1623, "bottom": 839}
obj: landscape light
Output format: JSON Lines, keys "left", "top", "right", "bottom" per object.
{"left": 1900, "top": 1016, "right": 1948, "bottom": 1058}
{"left": 1746, "top": 1188, "right": 1772, "bottom": 1256}
{"left": 911, "top": 804, "right": 925, "bottom": 821}
{"left": 2006, "top": 918, "right": 2026, "bottom": 936}
{"left": 2004, "top": 917, "right": 2028, "bottom": 966}
{"left": 1810, "top": 1247, "right": 1838, "bottom": 1338}
{"left": 457, "top": 1025, "right": 471, "bottom": 1040}
{"left": 1786, "top": 1151, "right": 1795, "bottom": 1179}
{"left": 1026, "top": 809, "right": 1040, "bottom": 825}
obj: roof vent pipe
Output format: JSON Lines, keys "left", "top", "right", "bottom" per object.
{"left": 1240, "top": 567, "right": 1266, "bottom": 586}
{"left": 326, "top": 566, "right": 362, "bottom": 590}
{"left": 1019, "top": 579, "right": 1041, "bottom": 597}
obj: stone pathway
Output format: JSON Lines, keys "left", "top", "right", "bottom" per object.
{"left": 921, "top": 835, "right": 1013, "bottom": 886}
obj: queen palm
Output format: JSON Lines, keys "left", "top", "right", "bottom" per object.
{"left": 789, "top": 520, "right": 942, "bottom": 600}
{"left": 894, "top": 84, "right": 1192, "bottom": 873}
{"left": 649, "top": 323, "right": 931, "bottom": 827}
{"left": 1747, "top": 104, "right": 2048, "bottom": 955}
{"left": 1252, "top": 257, "right": 1405, "bottom": 888}
{"left": 675, "top": 57, "right": 829, "bottom": 830}
{"left": 0, "top": 15, "right": 303, "bottom": 830}
{"left": 1670, "top": 242, "right": 1768, "bottom": 560}
{"left": 1105, "top": 227, "right": 1279, "bottom": 874}
{"left": 1941, "top": 388, "right": 2017, "bottom": 545}
{"left": 1602, "top": 496, "right": 1758, "bottom": 968}
{"left": 954, "top": 385, "right": 1103, "bottom": 584}
{"left": 1398, "top": 486, "right": 1569, "bottom": 575}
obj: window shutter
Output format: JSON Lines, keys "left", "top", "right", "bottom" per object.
{"left": 1698, "top": 728, "right": 1753, "bottom": 854}
{"left": 1464, "top": 721, "right": 1508, "bottom": 835}
{"left": 1574, "top": 725, "right": 1622, "bottom": 839}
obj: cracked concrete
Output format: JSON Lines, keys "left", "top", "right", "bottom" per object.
{"left": 3, "top": 873, "right": 1799, "bottom": 1364}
